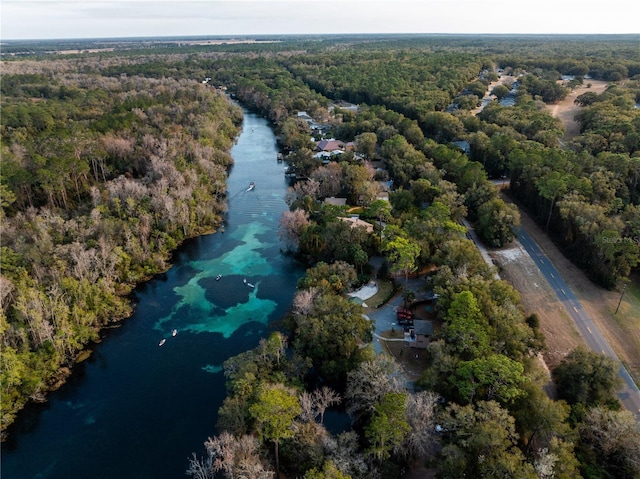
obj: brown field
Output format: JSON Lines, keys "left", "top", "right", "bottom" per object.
{"left": 490, "top": 240, "right": 583, "bottom": 370}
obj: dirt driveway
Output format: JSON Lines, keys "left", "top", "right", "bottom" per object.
{"left": 546, "top": 79, "right": 610, "bottom": 139}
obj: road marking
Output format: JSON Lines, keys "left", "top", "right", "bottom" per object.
{"left": 587, "top": 327, "right": 592, "bottom": 334}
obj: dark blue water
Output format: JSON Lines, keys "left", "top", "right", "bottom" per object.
{"left": 1, "top": 111, "right": 303, "bottom": 479}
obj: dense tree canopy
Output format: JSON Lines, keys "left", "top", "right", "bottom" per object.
{"left": 4, "top": 34, "right": 638, "bottom": 478}
{"left": 0, "top": 65, "right": 242, "bottom": 432}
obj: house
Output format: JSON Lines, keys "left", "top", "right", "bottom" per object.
{"left": 376, "top": 191, "right": 390, "bottom": 202}
{"left": 338, "top": 216, "right": 374, "bottom": 234}
{"left": 329, "top": 101, "right": 360, "bottom": 113}
{"left": 297, "top": 111, "right": 314, "bottom": 124}
{"left": 310, "top": 122, "right": 331, "bottom": 134}
{"left": 298, "top": 112, "right": 331, "bottom": 134}
{"left": 404, "top": 320, "right": 433, "bottom": 349}
{"left": 324, "top": 197, "right": 347, "bottom": 206}
{"left": 316, "top": 139, "right": 345, "bottom": 152}
{"left": 314, "top": 150, "right": 344, "bottom": 163}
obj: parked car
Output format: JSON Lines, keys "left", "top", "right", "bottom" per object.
{"left": 397, "top": 307, "right": 414, "bottom": 326}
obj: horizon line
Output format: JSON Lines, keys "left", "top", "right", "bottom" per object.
{"left": 3, "top": 32, "right": 640, "bottom": 42}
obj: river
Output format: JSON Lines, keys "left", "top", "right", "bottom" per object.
{"left": 1, "top": 110, "right": 304, "bottom": 479}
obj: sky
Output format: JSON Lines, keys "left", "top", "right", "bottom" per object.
{"left": 2, "top": 0, "right": 638, "bottom": 41}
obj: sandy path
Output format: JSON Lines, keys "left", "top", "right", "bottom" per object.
{"left": 546, "top": 79, "right": 610, "bottom": 139}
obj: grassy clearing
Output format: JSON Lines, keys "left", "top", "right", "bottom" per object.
{"left": 366, "top": 279, "right": 395, "bottom": 308}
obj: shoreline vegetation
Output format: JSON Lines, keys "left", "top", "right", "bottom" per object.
{"left": 2, "top": 34, "right": 639, "bottom": 479}
{"left": 0, "top": 59, "right": 243, "bottom": 436}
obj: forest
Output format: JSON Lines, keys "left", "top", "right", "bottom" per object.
{"left": 1, "top": 34, "right": 639, "bottom": 478}
{"left": 1, "top": 59, "right": 243, "bottom": 433}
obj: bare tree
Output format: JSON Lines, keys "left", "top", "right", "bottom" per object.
{"left": 292, "top": 288, "right": 319, "bottom": 316}
{"left": 56, "top": 242, "right": 100, "bottom": 283}
{"left": 579, "top": 407, "right": 640, "bottom": 477}
{"left": 322, "top": 431, "right": 370, "bottom": 479}
{"left": 102, "top": 134, "right": 134, "bottom": 163}
{"left": 533, "top": 448, "right": 558, "bottom": 479}
{"left": 403, "top": 391, "right": 440, "bottom": 459}
{"left": 299, "top": 387, "right": 341, "bottom": 424}
{"left": 187, "top": 432, "right": 274, "bottom": 479}
{"left": 0, "top": 276, "right": 15, "bottom": 311}
{"left": 310, "top": 162, "right": 343, "bottom": 198}
{"left": 186, "top": 452, "right": 214, "bottom": 479}
{"left": 278, "top": 208, "right": 310, "bottom": 253}
{"left": 299, "top": 391, "right": 316, "bottom": 423}
{"left": 315, "top": 386, "right": 341, "bottom": 424}
{"left": 284, "top": 179, "right": 320, "bottom": 209}
{"left": 345, "top": 354, "right": 404, "bottom": 420}
{"left": 13, "top": 288, "right": 54, "bottom": 348}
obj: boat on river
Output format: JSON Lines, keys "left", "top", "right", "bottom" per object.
{"left": 247, "top": 282, "right": 255, "bottom": 288}
{"left": 159, "top": 339, "right": 166, "bottom": 346}
{"left": 247, "top": 182, "right": 255, "bottom": 191}
{"left": 172, "top": 329, "right": 177, "bottom": 337}
{"left": 216, "top": 274, "right": 222, "bottom": 281}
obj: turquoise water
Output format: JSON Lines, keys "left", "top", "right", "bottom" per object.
{"left": 1, "top": 111, "right": 303, "bottom": 479}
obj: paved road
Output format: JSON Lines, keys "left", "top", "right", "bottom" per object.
{"left": 518, "top": 227, "right": 640, "bottom": 420}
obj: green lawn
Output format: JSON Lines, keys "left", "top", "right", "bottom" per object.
{"left": 365, "top": 279, "right": 395, "bottom": 308}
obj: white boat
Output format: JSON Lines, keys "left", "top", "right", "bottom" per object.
{"left": 216, "top": 274, "right": 222, "bottom": 281}
{"left": 172, "top": 329, "right": 177, "bottom": 337}
{"left": 159, "top": 339, "right": 166, "bottom": 346}
{"left": 247, "top": 282, "right": 255, "bottom": 288}
{"left": 247, "top": 182, "right": 255, "bottom": 191}
{"left": 243, "top": 278, "right": 247, "bottom": 284}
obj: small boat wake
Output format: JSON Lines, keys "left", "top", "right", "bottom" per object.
{"left": 246, "top": 181, "right": 255, "bottom": 192}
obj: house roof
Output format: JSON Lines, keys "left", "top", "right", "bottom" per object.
{"left": 317, "top": 139, "right": 344, "bottom": 152}
{"left": 297, "top": 111, "right": 313, "bottom": 122}
{"left": 324, "top": 197, "right": 347, "bottom": 206}
{"left": 338, "top": 216, "right": 374, "bottom": 233}
{"left": 413, "top": 320, "right": 433, "bottom": 336}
